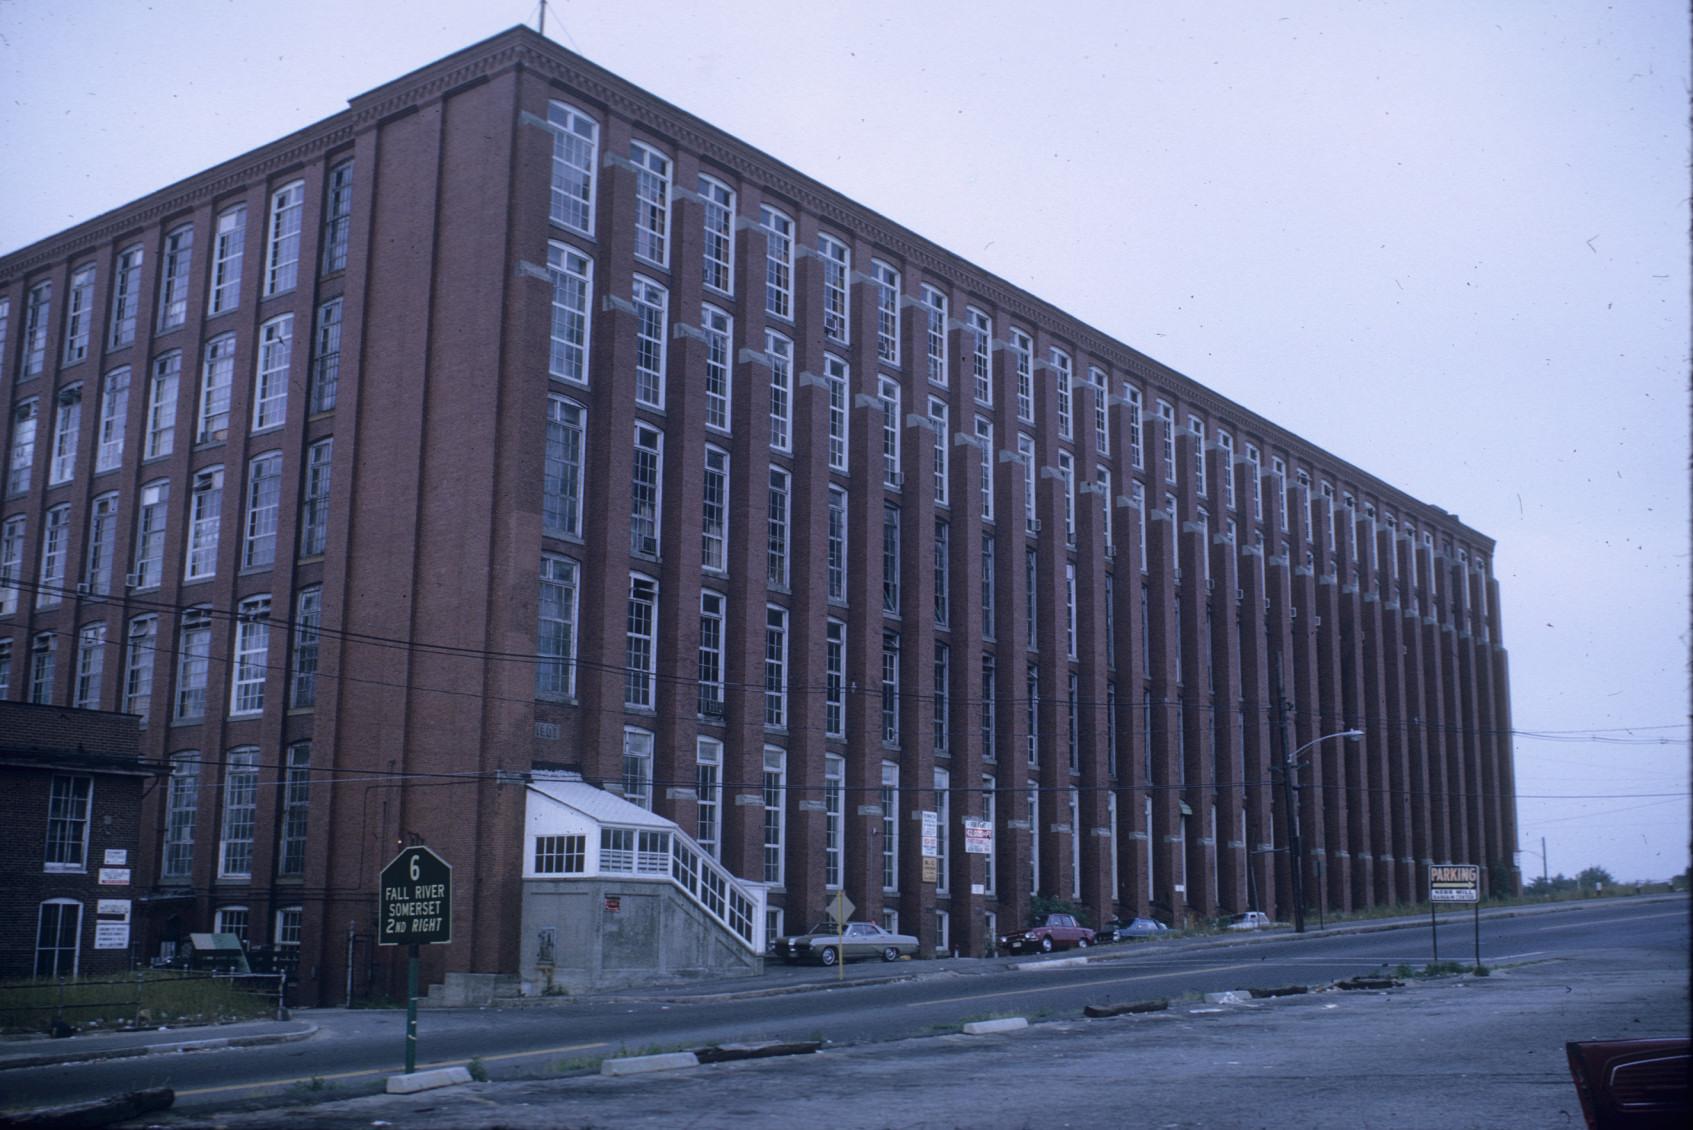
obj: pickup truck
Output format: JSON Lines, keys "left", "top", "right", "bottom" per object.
{"left": 999, "top": 913, "right": 1095, "bottom": 954}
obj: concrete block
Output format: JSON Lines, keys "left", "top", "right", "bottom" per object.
{"left": 385, "top": 1066, "right": 472, "bottom": 1094}
{"left": 1204, "top": 991, "right": 1249, "bottom": 1004}
{"left": 601, "top": 1051, "right": 700, "bottom": 1076}
{"left": 1009, "top": 956, "right": 1089, "bottom": 972}
{"left": 962, "top": 1017, "right": 1029, "bottom": 1035}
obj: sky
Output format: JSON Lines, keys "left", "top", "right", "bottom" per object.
{"left": 1, "top": 0, "right": 1687, "bottom": 882}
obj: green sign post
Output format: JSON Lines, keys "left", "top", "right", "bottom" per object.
{"left": 379, "top": 846, "right": 452, "bottom": 1073}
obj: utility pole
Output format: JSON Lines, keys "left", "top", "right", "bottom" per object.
{"left": 1275, "top": 682, "right": 1306, "bottom": 934}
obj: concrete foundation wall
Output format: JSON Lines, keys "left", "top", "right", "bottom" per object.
{"left": 519, "top": 878, "right": 761, "bottom": 994}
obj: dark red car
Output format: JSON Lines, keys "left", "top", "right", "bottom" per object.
{"left": 999, "top": 912, "right": 1095, "bottom": 954}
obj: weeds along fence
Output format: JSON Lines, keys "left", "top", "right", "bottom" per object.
{"left": 0, "top": 969, "right": 288, "bottom": 1035}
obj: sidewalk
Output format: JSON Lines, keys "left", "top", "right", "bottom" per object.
{"left": 0, "top": 1016, "right": 317, "bottom": 1072}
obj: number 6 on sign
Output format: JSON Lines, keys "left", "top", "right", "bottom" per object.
{"left": 410, "top": 855, "right": 420, "bottom": 882}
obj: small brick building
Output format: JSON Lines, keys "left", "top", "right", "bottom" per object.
{"left": 0, "top": 702, "right": 152, "bottom": 979}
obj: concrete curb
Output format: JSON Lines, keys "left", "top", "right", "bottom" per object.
{"left": 601, "top": 1051, "right": 700, "bottom": 1076}
{"left": 1009, "top": 956, "right": 1089, "bottom": 972}
{"left": 386, "top": 1065, "right": 473, "bottom": 1094}
{"left": 0, "top": 1023, "right": 318, "bottom": 1072}
{"left": 962, "top": 1017, "right": 1028, "bottom": 1035}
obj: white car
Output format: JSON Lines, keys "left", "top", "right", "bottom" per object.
{"left": 1226, "top": 911, "right": 1274, "bottom": 931}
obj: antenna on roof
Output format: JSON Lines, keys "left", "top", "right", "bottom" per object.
{"left": 538, "top": 0, "right": 548, "bottom": 36}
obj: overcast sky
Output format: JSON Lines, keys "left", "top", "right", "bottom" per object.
{"left": 2, "top": 0, "right": 1686, "bottom": 883}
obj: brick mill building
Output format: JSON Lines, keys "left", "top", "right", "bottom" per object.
{"left": 0, "top": 27, "right": 1517, "bottom": 1002}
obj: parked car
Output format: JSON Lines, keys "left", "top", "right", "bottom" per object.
{"left": 1095, "top": 916, "right": 1172, "bottom": 943}
{"left": 1226, "top": 911, "right": 1275, "bottom": 931}
{"left": 999, "top": 913, "right": 1095, "bottom": 954}
{"left": 772, "top": 921, "right": 920, "bottom": 966}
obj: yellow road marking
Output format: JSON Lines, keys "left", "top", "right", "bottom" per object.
{"left": 175, "top": 1041, "right": 609, "bottom": 1098}
{"left": 910, "top": 962, "right": 1259, "bottom": 1007}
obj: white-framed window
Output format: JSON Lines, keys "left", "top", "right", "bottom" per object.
{"left": 933, "top": 641, "right": 951, "bottom": 753}
{"left": 124, "top": 614, "right": 156, "bottom": 723}
{"left": 1122, "top": 383, "right": 1144, "bottom": 468}
{"left": 208, "top": 203, "right": 246, "bottom": 316}
{"left": 882, "top": 503, "right": 901, "bottom": 615}
{"left": 197, "top": 334, "right": 236, "bottom": 444}
{"left": 974, "top": 416, "right": 995, "bottom": 520}
{"left": 214, "top": 905, "right": 249, "bottom": 943}
{"left": 980, "top": 654, "right": 997, "bottom": 761}
{"left": 162, "top": 753, "right": 198, "bottom": 879}
{"left": 967, "top": 307, "right": 992, "bottom": 405}
{"left": 63, "top": 264, "right": 95, "bottom": 365}
{"left": 818, "top": 233, "right": 850, "bottom": 343}
{"left": 702, "top": 305, "right": 732, "bottom": 431}
{"left": 544, "top": 396, "right": 584, "bottom": 539}
{"left": 873, "top": 259, "right": 900, "bottom": 365}
{"left": 1013, "top": 329, "right": 1034, "bottom": 423}
{"left": 1297, "top": 467, "right": 1313, "bottom": 541}
{"left": 548, "top": 242, "right": 593, "bottom": 384}
{"left": 0, "top": 298, "right": 8, "bottom": 383}
{"left": 185, "top": 467, "right": 223, "bottom": 581}
{"left": 73, "top": 623, "right": 105, "bottom": 709}
{"left": 1026, "top": 663, "right": 1040, "bottom": 765}
{"left": 933, "top": 518, "right": 950, "bottom": 627}
{"left": 0, "top": 516, "right": 23, "bottom": 616}
{"left": 241, "top": 452, "right": 282, "bottom": 569}
{"left": 96, "top": 367, "right": 129, "bottom": 472}
{"left": 767, "top": 466, "right": 791, "bottom": 587}
{"left": 825, "top": 353, "right": 850, "bottom": 472}
{"left": 537, "top": 554, "right": 578, "bottom": 699}
{"left": 696, "top": 737, "right": 722, "bottom": 858}
{"left": 622, "top": 727, "right": 653, "bottom": 810}
{"left": 1069, "top": 787, "right": 1082, "bottom": 896}
{"left": 0, "top": 639, "right": 9, "bottom": 700}
{"left": 630, "top": 141, "right": 671, "bottom": 267}
{"left": 762, "top": 747, "right": 786, "bottom": 886}
{"left": 630, "top": 424, "right": 663, "bottom": 557}
{"left": 35, "top": 900, "right": 82, "bottom": 978}
{"left": 158, "top": 226, "right": 193, "bottom": 330}
{"left": 982, "top": 775, "right": 998, "bottom": 894}
{"left": 761, "top": 205, "right": 794, "bottom": 320}
{"left": 1018, "top": 433, "right": 1037, "bottom": 534}
{"left": 264, "top": 180, "right": 305, "bottom": 295}
{"left": 763, "top": 604, "right": 788, "bottom": 728}
{"left": 146, "top": 353, "right": 179, "bottom": 459}
{"left": 881, "top": 631, "right": 901, "bottom": 744}
{"left": 547, "top": 100, "right": 599, "bottom": 235}
{"left": 276, "top": 904, "right": 304, "bottom": 947}
{"left": 878, "top": 374, "right": 901, "bottom": 487}
{"left": 632, "top": 276, "right": 668, "bottom": 409}
{"left": 826, "top": 485, "right": 848, "bottom": 603}
{"left": 22, "top": 281, "right": 51, "bottom": 377}
{"left": 299, "top": 438, "right": 333, "bottom": 557}
{"left": 308, "top": 297, "right": 342, "bottom": 414}
{"left": 1097, "top": 466, "right": 1114, "bottom": 552}
{"left": 29, "top": 632, "right": 56, "bottom": 703}
{"left": 8, "top": 400, "right": 37, "bottom": 494}
{"left": 1151, "top": 399, "right": 1175, "bottom": 483}
{"left": 132, "top": 480, "right": 169, "bottom": 589}
{"left": 824, "top": 618, "right": 846, "bottom": 737}
{"left": 1058, "top": 449, "right": 1076, "bottom": 545}
{"left": 38, "top": 504, "right": 69, "bottom": 608}
{"left": 322, "top": 159, "right": 355, "bottom": 274}
{"left": 1067, "top": 674, "right": 1081, "bottom": 773}
{"left": 701, "top": 445, "right": 729, "bottom": 572}
{"left": 933, "top": 766, "right": 951, "bottom": 894}
{"left": 1321, "top": 480, "right": 1337, "bottom": 550}
{"left": 1065, "top": 560, "right": 1078, "bottom": 659}
{"left": 49, "top": 389, "right": 80, "bottom": 485}
{"left": 1053, "top": 348, "right": 1073, "bottom": 439}
{"left": 218, "top": 748, "right": 259, "bottom": 878}
{"left": 252, "top": 315, "right": 292, "bottom": 431}
{"left": 767, "top": 329, "right": 793, "bottom": 451}
{"left": 699, "top": 175, "right": 735, "bottom": 295}
{"left": 230, "top": 595, "right": 270, "bottom": 716}
{"left": 290, "top": 586, "right": 321, "bottom": 709}
{"left": 109, "top": 246, "right": 143, "bottom": 348}
{"left": 922, "top": 284, "right": 948, "bottom": 386}
{"left": 697, "top": 589, "right": 725, "bottom": 718}
{"left": 881, "top": 762, "right": 900, "bottom": 892}
{"left": 1217, "top": 431, "right": 1236, "bottom": 510}
{"left": 1029, "top": 784, "right": 1041, "bottom": 892}
{"left": 1188, "top": 415, "right": 1207, "bottom": 495}
{"left": 1271, "top": 454, "right": 1289, "bottom": 529}
{"left": 823, "top": 753, "right": 844, "bottom": 888}
{"left": 1245, "top": 443, "right": 1263, "bottom": 520}
{"left": 623, "top": 574, "right": 658, "bottom": 709}
{"left": 928, "top": 396, "right": 949, "bottom": 505}
{"left": 1090, "top": 366, "right": 1110, "bottom": 455}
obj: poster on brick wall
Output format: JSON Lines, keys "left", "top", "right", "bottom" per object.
{"left": 95, "top": 923, "right": 130, "bottom": 949}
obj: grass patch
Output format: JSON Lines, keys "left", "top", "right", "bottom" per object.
{"left": 466, "top": 1056, "right": 489, "bottom": 1082}
{"left": 0, "top": 971, "right": 274, "bottom": 1035}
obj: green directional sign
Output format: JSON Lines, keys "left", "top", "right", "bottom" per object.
{"left": 379, "top": 846, "right": 453, "bottom": 946}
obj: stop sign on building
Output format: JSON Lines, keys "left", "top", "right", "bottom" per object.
{"left": 379, "top": 846, "right": 453, "bottom": 946}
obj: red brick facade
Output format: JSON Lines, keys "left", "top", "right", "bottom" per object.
{"left": 0, "top": 27, "right": 1518, "bottom": 1003}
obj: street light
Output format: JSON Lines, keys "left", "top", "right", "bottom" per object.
{"left": 1276, "top": 726, "right": 1364, "bottom": 934}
